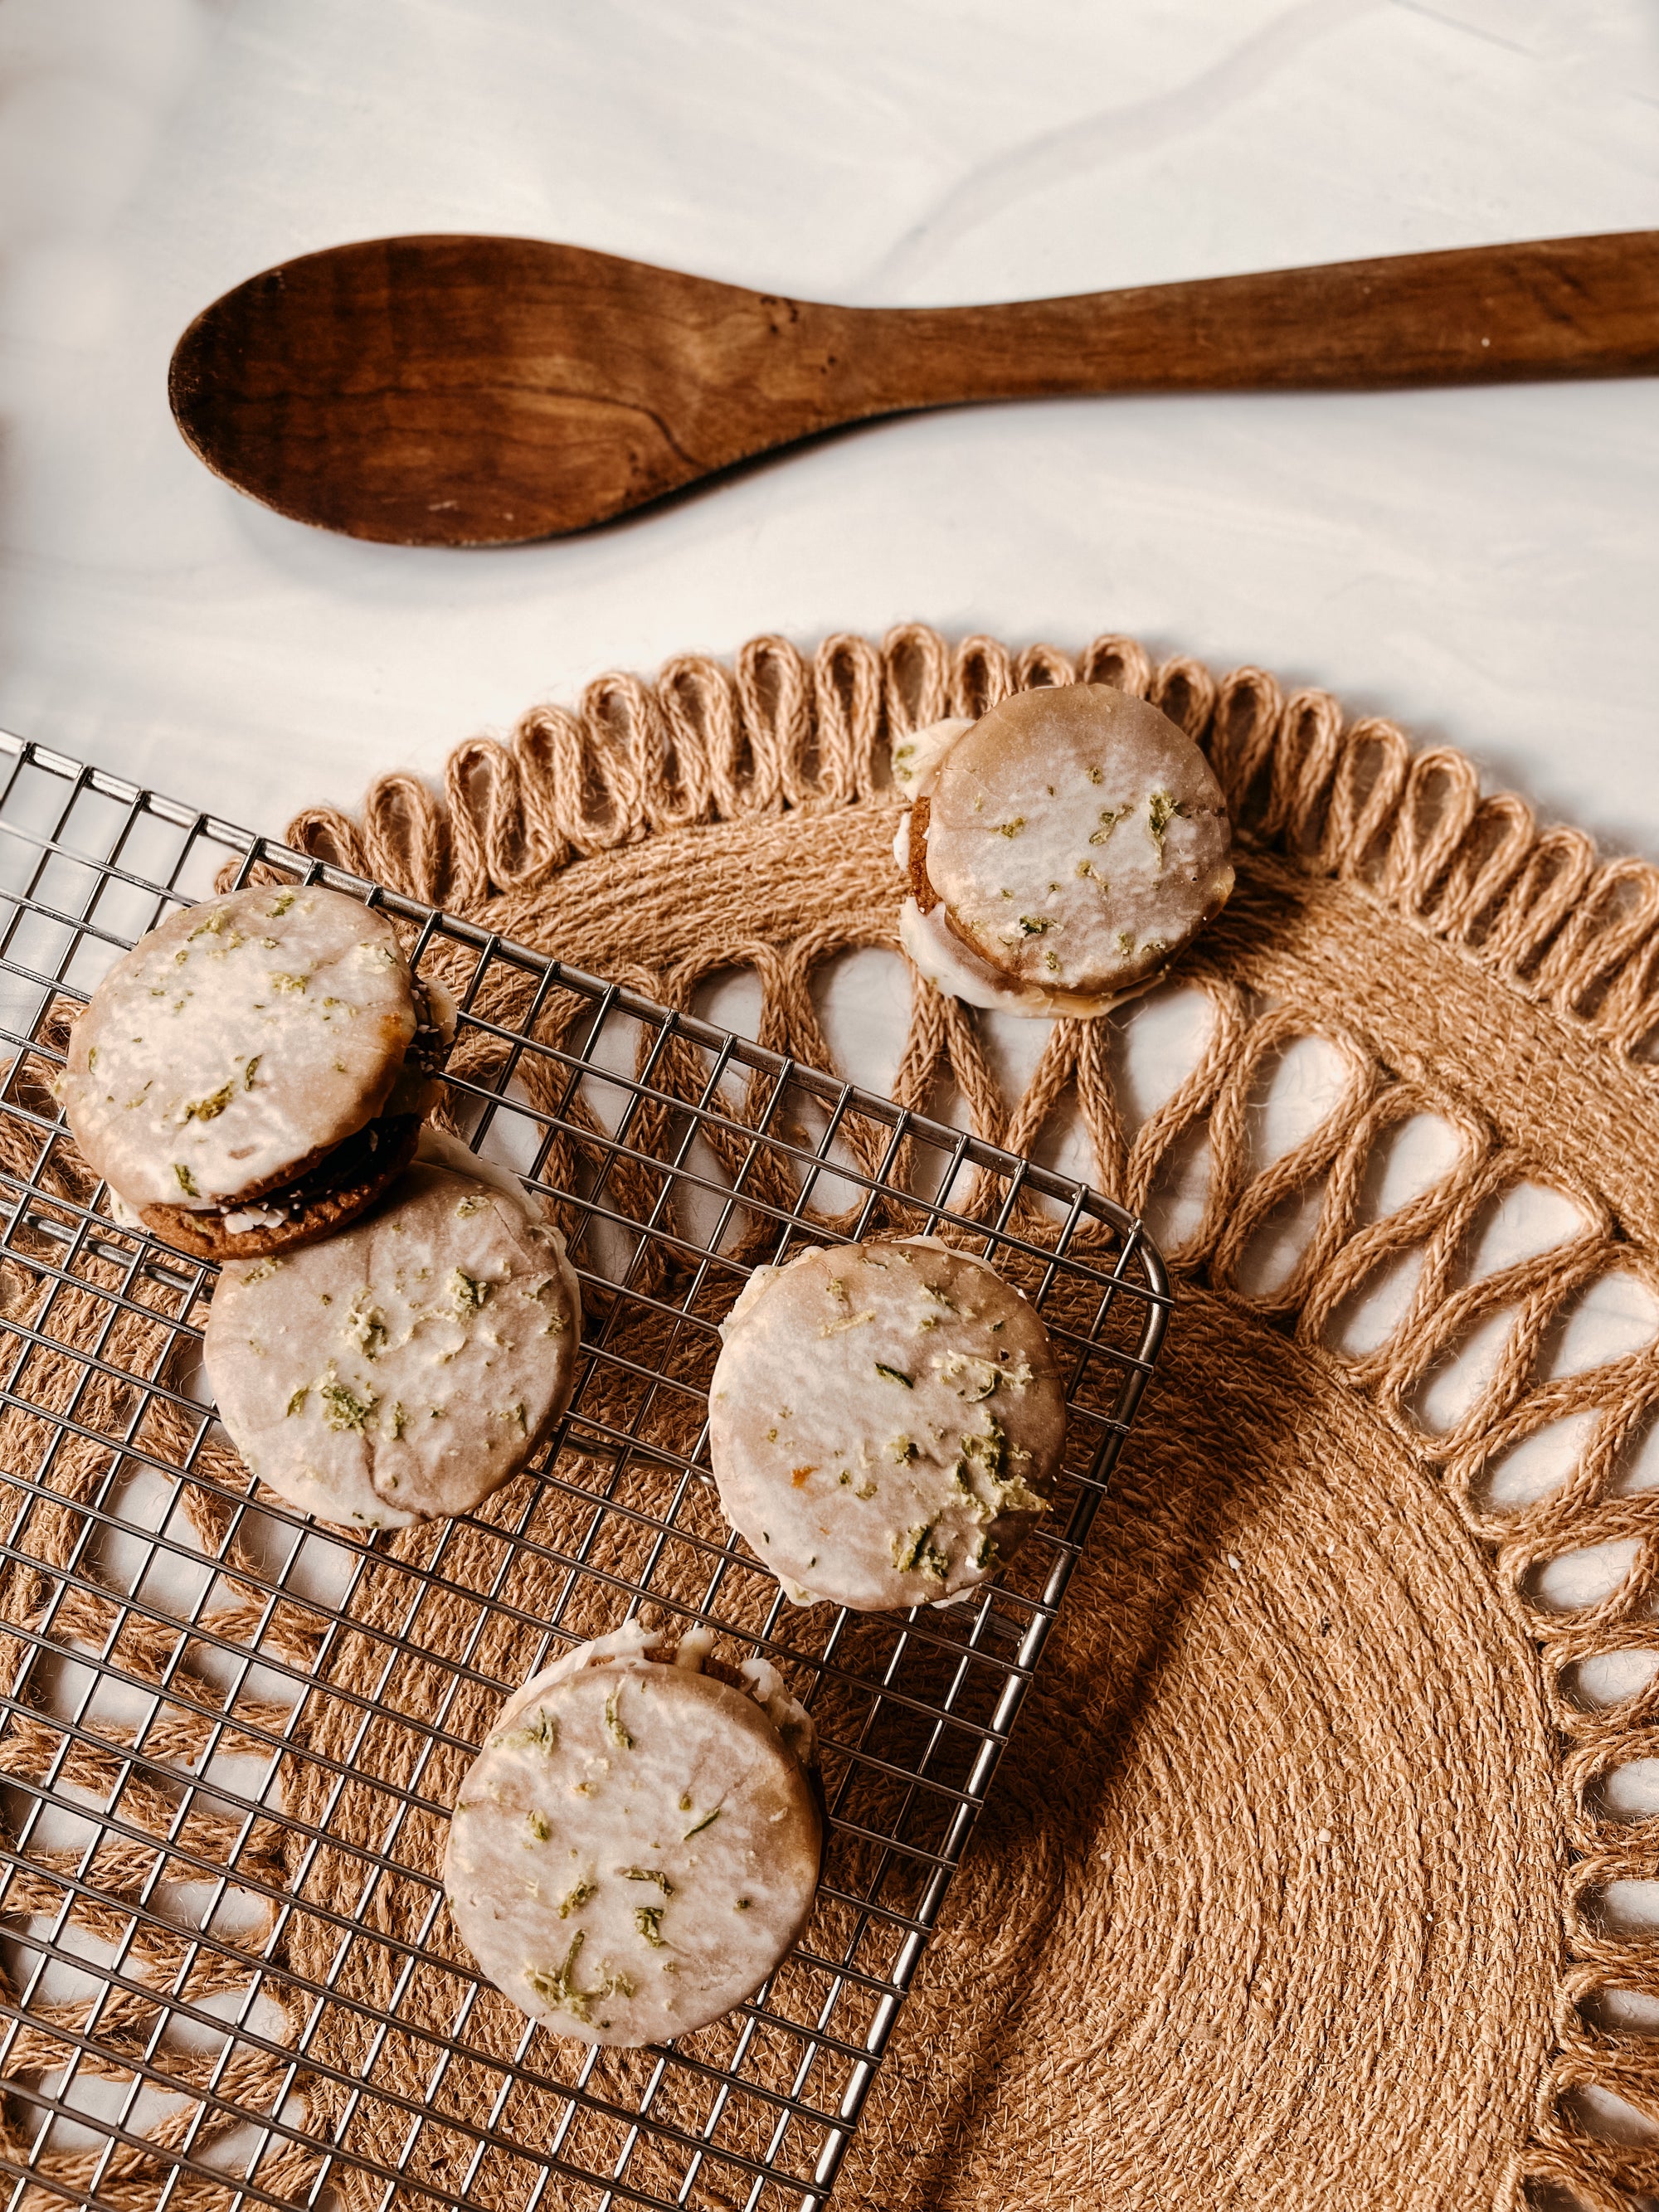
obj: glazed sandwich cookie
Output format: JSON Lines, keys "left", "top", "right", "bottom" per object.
{"left": 708, "top": 1237, "right": 1067, "bottom": 1612}
{"left": 893, "top": 683, "right": 1233, "bottom": 1018}
{"left": 204, "top": 1158, "right": 581, "bottom": 1529}
{"left": 445, "top": 1623, "right": 821, "bottom": 2047}
{"left": 61, "top": 882, "right": 456, "bottom": 1260}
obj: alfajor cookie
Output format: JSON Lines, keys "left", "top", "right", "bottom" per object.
{"left": 893, "top": 683, "right": 1233, "bottom": 1018}
{"left": 708, "top": 1238, "right": 1067, "bottom": 1612}
{"left": 445, "top": 1623, "right": 821, "bottom": 2046}
{"left": 61, "top": 883, "right": 455, "bottom": 1259}
{"left": 204, "top": 1159, "right": 581, "bottom": 1529}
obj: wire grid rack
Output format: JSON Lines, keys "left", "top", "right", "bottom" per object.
{"left": 0, "top": 730, "right": 1170, "bottom": 2212}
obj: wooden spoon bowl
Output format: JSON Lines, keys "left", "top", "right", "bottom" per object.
{"left": 168, "top": 231, "right": 1659, "bottom": 547}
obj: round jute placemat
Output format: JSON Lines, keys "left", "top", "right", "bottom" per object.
{"left": 5, "top": 622, "right": 1656, "bottom": 2211}
{"left": 262, "top": 621, "right": 1659, "bottom": 2210}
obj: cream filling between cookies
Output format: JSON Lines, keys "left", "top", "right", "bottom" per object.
{"left": 180, "top": 973, "right": 456, "bottom": 1223}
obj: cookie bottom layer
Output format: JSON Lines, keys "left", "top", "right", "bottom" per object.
{"left": 140, "top": 1111, "right": 421, "bottom": 1261}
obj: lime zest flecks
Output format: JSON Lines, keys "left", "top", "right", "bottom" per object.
{"left": 893, "top": 1524, "right": 949, "bottom": 1579}
{"left": 604, "top": 1686, "right": 633, "bottom": 1750}
{"left": 874, "top": 1363, "right": 912, "bottom": 1388}
{"left": 683, "top": 1806, "right": 722, "bottom": 1840}
{"left": 524, "top": 1932, "right": 633, "bottom": 2022}
{"left": 182, "top": 1082, "right": 235, "bottom": 1122}
{"left": 619, "top": 1867, "right": 674, "bottom": 1895}
{"left": 319, "top": 1378, "right": 377, "bottom": 1432}
{"left": 1146, "top": 790, "right": 1188, "bottom": 864}
{"left": 634, "top": 1905, "right": 665, "bottom": 1947}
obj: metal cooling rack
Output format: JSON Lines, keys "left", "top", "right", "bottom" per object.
{"left": 0, "top": 731, "right": 1169, "bottom": 2212}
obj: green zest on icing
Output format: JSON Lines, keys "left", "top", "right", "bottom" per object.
{"left": 524, "top": 1932, "right": 633, "bottom": 2022}
{"left": 449, "top": 1268, "right": 489, "bottom": 1315}
{"left": 634, "top": 1905, "right": 665, "bottom": 1947}
{"left": 319, "top": 1379, "right": 377, "bottom": 1432}
{"left": 285, "top": 1387, "right": 308, "bottom": 1419}
{"left": 173, "top": 1163, "right": 198, "bottom": 1197}
{"left": 604, "top": 1687, "right": 633, "bottom": 1749}
{"left": 620, "top": 1867, "right": 674, "bottom": 1894}
{"left": 991, "top": 817, "right": 1025, "bottom": 838}
{"left": 557, "top": 1879, "right": 596, "bottom": 1917}
{"left": 875, "top": 1364, "right": 912, "bottom": 1388}
{"left": 184, "top": 1081, "right": 235, "bottom": 1122}
{"left": 526, "top": 1810, "right": 552, "bottom": 1843}
{"left": 893, "top": 1524, "right": 949, "bottom": 1579}
{"left": 683, "top": 1806, "right": 721, "bottom": 1840}
{"left": 1014, "top": 916, "right": 1053, "bottom": 936}
{"left": 1147, "top": 790, "right": 1187, "bottom": 858}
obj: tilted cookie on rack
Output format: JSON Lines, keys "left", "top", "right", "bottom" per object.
{"left": 61, "top": 881, "right": 455, "bottom": 1258}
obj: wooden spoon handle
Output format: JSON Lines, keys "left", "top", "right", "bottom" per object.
{"left": 848, "top": 231, "right": 1659, "bottom": 411}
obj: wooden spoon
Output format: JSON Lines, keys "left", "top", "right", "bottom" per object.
{"left": 169, "top": 230, "right": 1659, "bottom": 547}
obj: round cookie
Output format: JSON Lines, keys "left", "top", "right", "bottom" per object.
{"left": 895, "top": 684, "right": 1233, "bottom": 1018}
{"left": 445, "top": 1626, "right": 821, "bottom": 2046}
{"left": 708, "top": 1238, "right": 1067, "bottom": 1612}
{"left": 62, "top": 883, "right": 453, "bottom": 1257}
{"left": 204, "top": 1160, "right": 581, "bottom": 1529}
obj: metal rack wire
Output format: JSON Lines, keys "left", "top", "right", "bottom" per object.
{"left": 0, "top": 730, "right": 1169, "bottom": 2212}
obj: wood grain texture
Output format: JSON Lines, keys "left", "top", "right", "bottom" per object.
{"left": 168, "top": 230, "right": 1659, "bottom": 546}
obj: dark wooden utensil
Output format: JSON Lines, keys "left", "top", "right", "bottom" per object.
{"left": 169, "top": 230, "right": 1659, "bottom": 547}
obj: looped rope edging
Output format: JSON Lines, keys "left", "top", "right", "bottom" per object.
{"left": 289, "top": 622, "right": 1659, "bottom": 1067}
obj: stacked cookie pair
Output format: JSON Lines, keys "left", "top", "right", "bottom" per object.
{"left": 61, "top": 882, "right": 581, "bottom": 1532}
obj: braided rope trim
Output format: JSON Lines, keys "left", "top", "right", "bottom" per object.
{"left": 286, "top": 623, "right": 1659, "bottom": 1077}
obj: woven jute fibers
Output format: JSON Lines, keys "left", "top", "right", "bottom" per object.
{"left": 276, "top": 622, "right": 1659, "bottom": 2210}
